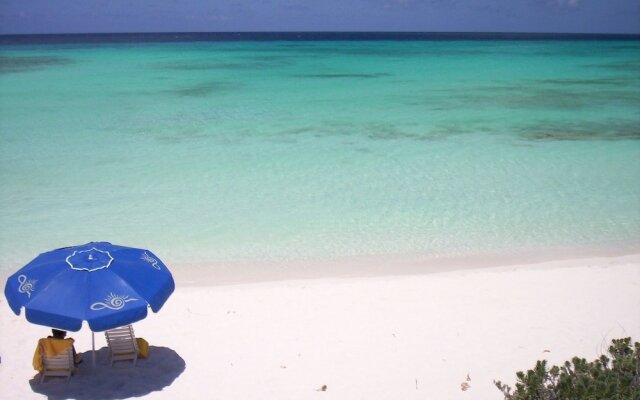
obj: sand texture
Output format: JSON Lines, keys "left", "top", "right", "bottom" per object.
{"left": 1, "top": 254, "right": 639, "bottom": 399}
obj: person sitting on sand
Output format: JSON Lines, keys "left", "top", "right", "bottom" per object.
{"left": 32, "top": 329, "right": 82, "bottom": 372}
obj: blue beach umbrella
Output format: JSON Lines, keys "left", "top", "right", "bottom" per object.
{"left": 4, "top": 242, "right": 175, "bottom": 366}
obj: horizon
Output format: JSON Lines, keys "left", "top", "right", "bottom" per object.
{"left": 2, "top": 30, "right": 640, "bottom": 35}
{"left": 2, "top": 31, "right": 639, "bottom": 39}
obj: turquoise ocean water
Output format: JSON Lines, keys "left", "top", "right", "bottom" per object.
{"left": 1, "top": 36, "right": 639, "bottom": 270}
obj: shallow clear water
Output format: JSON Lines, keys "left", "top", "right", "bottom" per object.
{"left": 1, "top": 39, "right": 639, "bottom": 268}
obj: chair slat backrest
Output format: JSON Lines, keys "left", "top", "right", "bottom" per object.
{"left": 41, "top": 347, "right": 73, "bottom": 383}
{"left": 105, "top": 325, "right": 138, "bottom": 366}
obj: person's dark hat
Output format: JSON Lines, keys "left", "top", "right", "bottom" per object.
{"left": 51, "top": 329, "right": 66, "bottom": 338}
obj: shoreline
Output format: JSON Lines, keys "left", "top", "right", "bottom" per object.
{"left": 1, "top": 241, "right": 638, "bottom": 288}
{"left": 169, "top": 241, "right": 640, "bottom": 287}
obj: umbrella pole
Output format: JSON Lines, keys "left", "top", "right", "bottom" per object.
{"left": 92, "top": 331, "right": 96, "bottom": 369}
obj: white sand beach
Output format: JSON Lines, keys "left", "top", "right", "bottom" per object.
{"left": 1, "top": 252, "right": 639, "bottom": 399}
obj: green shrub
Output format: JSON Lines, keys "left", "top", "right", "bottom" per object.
{"left": 495, "top": 337, "right": 640, "bottom": 399}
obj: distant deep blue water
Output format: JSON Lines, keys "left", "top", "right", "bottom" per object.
{"left": 2, "top": 32, "right": 640, "bottom": 45}
{"left": 1, "top": 34, "right": 639, "bottom": 269}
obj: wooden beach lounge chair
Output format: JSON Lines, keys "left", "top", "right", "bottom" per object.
{"left": 40, "top": 347, "right": 74, "bottom": 383}
{"left": 105, "top": 325, "right": 139, "bottom": 366}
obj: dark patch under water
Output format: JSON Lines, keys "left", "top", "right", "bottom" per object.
{"left": 523, "top": 130, "right": 640, "bottom": 141}
{"left": 365, "top": 123, "right": 448, "bottom": 141}
{"left": 591, "top": 60, "right": 640, "bottom": 73}
{"left": 519, "top": 120, "right": 640, "bottom": 141}
{"left": 0, "top": 55, "right": 73, "bottom": 74}
{"left": 293, "top": 72, "right": 391, "bottom": 79}
{"left": 237, "top": 42, "right": 546, "bottom": 59}
{"left": 537, "top": 77, "right": 638, "bottom": 86}
{"left": 155, "top": 57, "right": 292, "bottom": 71}
{"left": 168, "top": 81, "right": 242, "bottom": 97}
{"left": 412, "top": 78, "right": 640, "bottom": 111}
{"left": 319, "top": 113, "right": 640, "bottom": 143}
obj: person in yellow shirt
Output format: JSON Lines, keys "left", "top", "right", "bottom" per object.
{"left": 32, "top": 329, "right": 82, "bottom": 372}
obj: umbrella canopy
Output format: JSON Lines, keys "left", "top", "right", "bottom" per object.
{"left": 4, "top": 242, "right": 175, "bottom": 332}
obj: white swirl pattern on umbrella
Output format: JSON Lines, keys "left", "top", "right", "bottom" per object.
{"left": 141, "top": 252, "right": 161, "bottom": 270}
{"left": 90, "top": 293, "right": 139, "bottom": 311}
{"left": 17, "top": 274, "right": 37, "bottom": 298}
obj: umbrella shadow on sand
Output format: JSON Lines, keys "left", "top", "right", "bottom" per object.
{"left": 29, "top": 346, "right": 186, "bottom": 400}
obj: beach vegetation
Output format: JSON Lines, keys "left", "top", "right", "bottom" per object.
{"left": 495, "top": 337, "right": 640, "bottom": 399}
